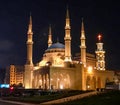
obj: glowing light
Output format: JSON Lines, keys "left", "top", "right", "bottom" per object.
{"left": 64, "top": 57, "right": 72, "bottom": 62}
{"left": 87, "top": 66, "right": 93, "bottom": 74}
{"left": 80, "top": 62, "right": 82, "bottom": 64}
{"left": 0, "top": 84, "right": 10, "bottom": 88}
{"left": 10, "top": 86, "right": 14, "bottom": 90}
{"left": 45, "top": 63, "right": 49, "bottom": 66}
{"left": 60, "top": 84, "right": 63, "bottom": 89}
{"left": 39, "top": 60, "right": 47, "bottom": 66}
{"left": 39, "top": 80, "right": 42, "bottom": 83}
{"left": 25, "top": 84, "right": 30, "bottom": 89}
{"left": 98, "top": 34, "right": 102, "bottom": 41}
{"left": 84, "top": 64, "right": 86, "bottom": 67}
{"left": 34, "top": 66, "right": 40, "bottom": 70}
{"left": 87, "top": 85, "right": 90, "bottom": 89}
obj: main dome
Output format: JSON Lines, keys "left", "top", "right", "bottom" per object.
{"left": 47, "top": 42, "right": 65, "bottom": 50}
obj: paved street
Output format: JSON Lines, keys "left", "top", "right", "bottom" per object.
{"left": 0, "top": 101, "right": 20, "bottom": 105}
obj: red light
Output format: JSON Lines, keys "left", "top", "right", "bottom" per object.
{"left": 10, "top": 87, "right": 14, "bottom": 90}
{"left": 98, "top": 34, "right": 102, "bottom": 41}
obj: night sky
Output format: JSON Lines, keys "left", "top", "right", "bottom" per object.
{"left": 0, "top": 0, "right": 119, "bottom": 70}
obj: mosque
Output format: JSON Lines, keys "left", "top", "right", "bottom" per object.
{"left": 24, "top": 8, "right": 114, "bottom": 90}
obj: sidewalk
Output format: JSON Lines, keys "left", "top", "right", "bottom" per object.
{"left": 40, "top": 91, "right": 98, "bottom": 105}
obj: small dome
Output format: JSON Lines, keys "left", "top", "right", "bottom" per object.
{"left": 47, "top": 42, "right": 65, "bottom": 50}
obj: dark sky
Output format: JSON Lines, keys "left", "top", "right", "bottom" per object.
{"left": 0, "top": 0, "right": 119, "bottom": 70}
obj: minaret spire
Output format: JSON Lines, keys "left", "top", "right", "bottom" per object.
{"left": 81, "top": 18, "right": 85, "bottom": 39}
{"left": 64, "top": 6, "right": 71, "bottom": 62}
{"left": 48, "top": 24, "right": 52, "bottom": 47}
{"left": 27, "top": 14, "right": 33, "bottom": 35}
{"left": 80, "top": 18, "right": 86, "bottom": 67}
{"left": 26, "top": 14, "right": 33, "bottom": 65}
{"left": 66, "top": 5, "right": 69, "bottom": 19}
{"left": 65, "top": 6, "right": 70, "bottom": 30}
{"left": 24, "top": 14, "right": 34, "bottom": 89}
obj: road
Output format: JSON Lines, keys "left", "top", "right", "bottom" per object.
{"left": 0, "top": 101, "right": 20, "bottom": 105}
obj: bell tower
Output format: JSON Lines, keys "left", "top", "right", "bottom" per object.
{"left": 95, "top": 34, "right": 105, "bottom": 70}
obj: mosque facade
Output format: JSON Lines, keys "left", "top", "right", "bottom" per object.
{"left": 24, "top": 8, "right": 114, "bottom": 90}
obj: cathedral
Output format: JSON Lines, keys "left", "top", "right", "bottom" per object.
{"left": 24, "top": 8, "right": 114, "bottom": 90}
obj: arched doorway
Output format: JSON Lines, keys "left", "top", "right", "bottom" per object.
{"left": 91, "top": 76, "right": 96, "bottom": 90}
{"left": 86, "top": 76, "right": 91, "bottom": 90}
{"left": 97, "top": 77, "right": 101, "bottom": 88}
{"left": 51, "top": 72, "right": 70, "bottom": 89}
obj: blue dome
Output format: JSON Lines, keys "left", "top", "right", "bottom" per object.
{"left": 48, "top": 42, "right": 65, "bottom": 50}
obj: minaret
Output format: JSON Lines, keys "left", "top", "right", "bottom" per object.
{"left": 95, "top": 34, "right": 105, "bottom": 70}
{"left": 26, "top": 14, "right": 33, "bottom": 65}
{"left": 48, "top": 25, "right": 52, "bottom": 47}
{"left": 24, "top": 14, "right": 34, "bottom": 89}
{"left": 64, "top": 7, "right": 72, "bottom": 62}
{"left": 80, "top": 18, "right": 86, "bottom": 67}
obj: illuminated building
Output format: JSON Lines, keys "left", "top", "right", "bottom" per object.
{"left": 15, "top": 66, "right": 24, "bottom": 85}
{"left": 5, "top": 65, "right": 24, "bottom": 86}
{"left": 10, "top": 65, "right": 16, "bottom": 85}
{"left": 24, "top": 8, "right": 114, "bottom": 90}
{"left": 74, "top": 53, "right": 96, "bottom": 68}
